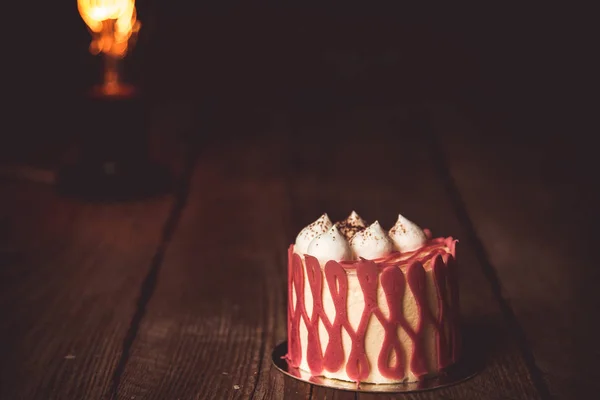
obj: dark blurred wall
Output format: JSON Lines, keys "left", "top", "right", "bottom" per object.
{"left": 2, "top": 2, "right": 594, "bottom": 142}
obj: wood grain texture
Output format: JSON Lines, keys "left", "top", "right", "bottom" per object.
{"left": 0, "top": 180, "right": 173, "bottom": 400}
{"left": 311, "top": 387, "right": 357, "bottom": 400}
{"left": 115, "top": 113, "right": 312, "bottom": 400}
{"left": 285, "top": 106, "right": 541, "bottom": 400}
{"left": 431, "top": 105, "right": 599, "bottom": 400}
{"left": 115, "top": 105, "right": 547, "bottom": 399}
{"left": 50, "top": 104, "right": 550, "bottom": 399}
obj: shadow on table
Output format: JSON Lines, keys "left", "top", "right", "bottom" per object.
{"left": 461, "top": 315, "right": 509, "bottom": 371}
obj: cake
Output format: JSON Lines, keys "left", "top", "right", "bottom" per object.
{"left": 286, "top": 211, "right": 460, "bottom": 384}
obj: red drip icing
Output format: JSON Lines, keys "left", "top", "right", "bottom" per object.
{"left": 288, "top": 248, "right": 303, "bottom": 367}
{"left": 346, "top": 261, "right": 378, "bottom": 382}
{"left": 445, "top": 253, "right": 461, "bottom": 361}
{"left": 286, "top": 237, "right": 459, "bottom": 383}
{"left": 442, "top": 237, "right": 461, "bottom": 362}
{"left": 405, "top": 262, "right": 429, "bottom": 377}
{"left": 322, "top": 261, "right": 348, "bottom": 371}
{"left": 304, "top": 256, "right": 325, "bottom": 373}
{"left": 377, "top": 266, "right": 407, "bottom": 379}
{"left": 432, "top": 255, "right": 451, "bottom": 368}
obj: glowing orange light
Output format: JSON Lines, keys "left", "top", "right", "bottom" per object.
{"left": 78, "top": 0, "right": 141, "bottom": 95}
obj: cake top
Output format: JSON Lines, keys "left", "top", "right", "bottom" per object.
{"left": 294, "top": 211, "right": 430, "bottom": 262}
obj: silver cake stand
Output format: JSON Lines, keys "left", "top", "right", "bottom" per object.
{"left": 271, "top": 341, "right": 482, "bottom": 393}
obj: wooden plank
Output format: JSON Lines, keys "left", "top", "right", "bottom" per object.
{"left": 311, "top": 387, "right": 357, "bottom": 400}
{"left": 0, "top": 180, "right": 173, "bottom": 399}
{"left": 0, "top": 102, "right": 194, "bottom": 400}
{"left": 285, "top": 106, "right": 541, "bottom": 400}
{"left": 431, "top": 105, "right": 599, "bottom": 400}
{"left": 115, "top": 105, "right": 543, "bottom": 399}
{"left": 116, "top": 114, "right": 313, "bottom": 400}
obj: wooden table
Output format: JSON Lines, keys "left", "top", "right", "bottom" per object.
{"left": 0, "top": 100, "right": 596, "bottom": 400}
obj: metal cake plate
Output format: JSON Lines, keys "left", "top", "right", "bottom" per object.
{"left": 271, "top": 341, "right": 482, "bottom": 393}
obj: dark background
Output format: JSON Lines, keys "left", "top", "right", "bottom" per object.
{"left": 2, "top": 2, "right": 596, "bottom": 159}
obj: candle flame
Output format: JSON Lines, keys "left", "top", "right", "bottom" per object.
{"left": 78, "top": 0, "right": 140, "bottom": 95}
{"left": 78, "top": 0, "right": 141, "bottom": 58}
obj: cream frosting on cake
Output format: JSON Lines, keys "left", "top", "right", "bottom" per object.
{"left": 286, "top": 211, "right": 460, "bottom": 384}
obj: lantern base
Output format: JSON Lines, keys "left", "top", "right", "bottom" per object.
{"left": 57, "top": 84, "right": 172, "bottom": 201}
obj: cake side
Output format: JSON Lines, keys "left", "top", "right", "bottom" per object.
{"left": 286, "top": 239, "right": 460, "bottom": 384}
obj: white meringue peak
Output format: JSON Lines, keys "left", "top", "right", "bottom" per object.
{"left": 336, "top": 210, "right": 367, "bottom": 240}
{"left": 350, "top": 220, "right": 394, "bottom": 259}
{"left": 295, "top": 213, "right": 333, "bottom": 255}
{"left": 307, "top": 225, "right": 352, "bottom": 262}
{"left": 388, "top": 214, "right": 427, "bottom": 252}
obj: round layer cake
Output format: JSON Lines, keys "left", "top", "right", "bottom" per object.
{"left": 286, "top": 212, "right": 460, "bottom": 384}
